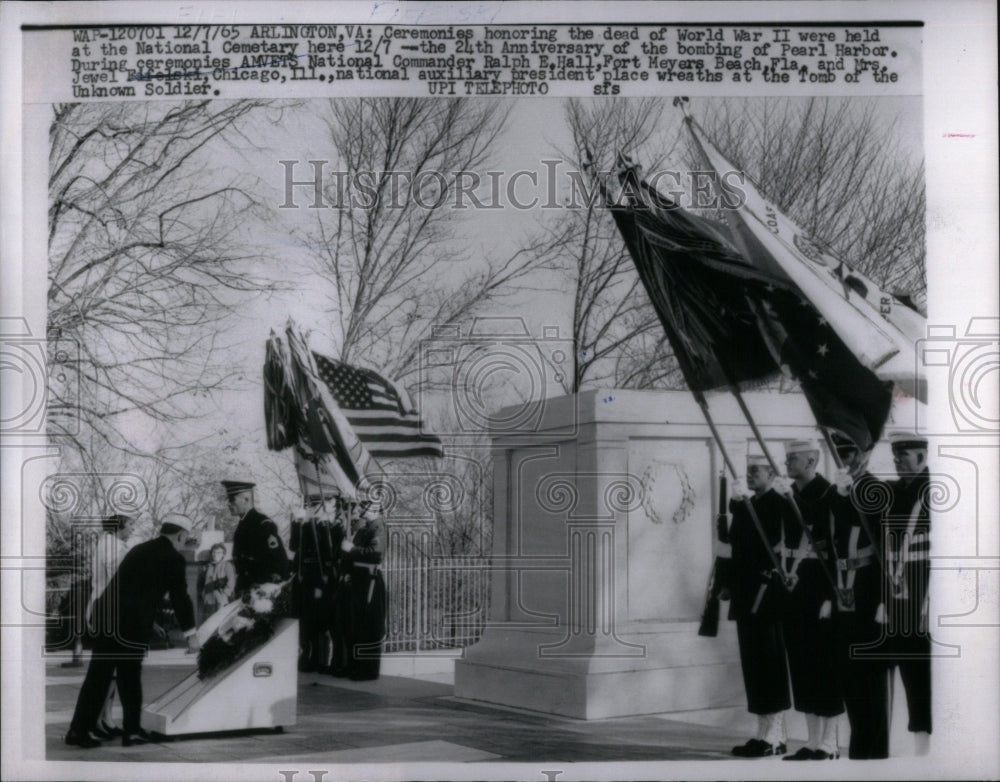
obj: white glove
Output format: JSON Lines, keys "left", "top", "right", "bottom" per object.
{"left": 875, "top": 602, "right": 887, "bottom": 625}
{"left": 730, "top": 478, "right": 752, "bottom": 500}
{"left": 341, "top": 539, "right": 354, "bottom": 553}
{"left": 818, "top": 600, "right": 832, "bottom": 620}
{"left": 772, "top": 476, "right": 794, "bottom": 496}
{"left": 834, "top": 467, "right": 853, "bottom": 497}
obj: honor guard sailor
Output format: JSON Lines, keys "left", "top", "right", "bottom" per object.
{"left": 341, "top": 507, "right": 386, "bottom": 681}
{"left": 777, "top": 440, "right": 844, "bottom": 760}
{"left": 826, "top": 431, "right": 890, "bottom": 759}
{"left": 290, "top": 504, "right": 335, "bottom": 673}
{"left": 223, "top": 480, "right": 290, "bottom": 595}
{"left": 727, "top": 452, "right": 793, "bottom": 758}
{"left": 883, "top": 430, "right": 932, "bottom": 752}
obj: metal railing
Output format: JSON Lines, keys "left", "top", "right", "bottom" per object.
{"left": 382, "top": 525, "right": 490, "bottom": 653}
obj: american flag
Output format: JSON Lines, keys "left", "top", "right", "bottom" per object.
{"left": 313, "top": 353, "right": 444, "bottom": 459}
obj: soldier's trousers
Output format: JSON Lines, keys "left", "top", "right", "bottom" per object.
{"left": 347, "top": 564, "right": 386, "bottom": 681}
{"left": 735, "top": 616, "right": 791, "bottom": 715}
{"left": 888, "top": 631, "right": 932, "bottom": 734}
{"left": 327, "top": 577, "right": 351, "bottom": 676}
{"left": 70, "top": 641, "right": 143, "bottom": 735}
{"left": 835, "top": 612, "right": 889, "bottom": 759}
{"left": 783, "top": 609, "right": 844, "bottom": 717}
{"left": 298, "top": 587, "right": 328, "bottom": 670}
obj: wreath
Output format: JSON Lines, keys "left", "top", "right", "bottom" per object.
{"left": 196, "top": 580, "right": 294, "bottom": 680}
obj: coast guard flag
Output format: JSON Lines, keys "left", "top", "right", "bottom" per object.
{"left": 313, "top": 353, "right": 445, "bottom": 459}
{"left": 682, "top": 115, "right": 926, "bottom": 402}
{"left": 607, "top": 158, "right": 892, "bottom": 451}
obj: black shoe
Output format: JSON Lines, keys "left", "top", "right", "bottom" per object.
{"left": 732, "top": 738, "right": 765, "bottom": 757}
{"left": 783, "top": 746, "right": 818, "bottom": 760}
{"left": 64, "top": 729, "right": 102, "bottom": 749}
{"left": 121, "top": 728, "right": 153, "bottom": 747}
{"left": 92, "top": 722, "right": 123, "bottom": 740}
{"left": 746, "top": 741, "right": 786, "bottom": 757}
{"left": 812, "top": 749, "right": 840, "bottom": 760}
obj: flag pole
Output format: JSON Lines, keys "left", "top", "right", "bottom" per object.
{"left": 818, "top": 426, "right": 886, "bottom": 573}
{"left": 727, "top": 383, "right": 840, "bottom": 592}
{"left": 691, "top": 389, "right": 785, "bottom": 575}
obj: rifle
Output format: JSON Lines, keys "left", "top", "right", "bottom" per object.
{"left": 698, "top": 472, "right": 733, "bottom": 637}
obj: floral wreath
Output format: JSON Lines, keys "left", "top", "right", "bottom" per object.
{"left": 196, "top": 579, "right": 294, "bottom": 680}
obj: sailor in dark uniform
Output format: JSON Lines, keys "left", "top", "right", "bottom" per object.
{"left": 290, "top": 504, "right": 335, "bottom": 672}
{"left": 882, "top": 430, "right": 932, "bottom": 753}
{"left": 65, "top": 515, "right": 197, "bottom": 749}
{"left": 223, "top": 480, "right": 290, "bottom": 595}
{"left": 324, "top": 512, "right": 350, "bottom": 676}
{"left": 341, "top": 507, "right": 386, "bottom": 681}
{"left": 826, "top": 431, "right": 890, "bottom": 759}
{"left": 728, "top": 452, "right": 794, "bottom": 758}
{"left": 778, "top": 440, "right": 844, "bottom": 760}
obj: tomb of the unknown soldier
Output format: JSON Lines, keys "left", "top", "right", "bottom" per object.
{"left": 455, "top": 389, "right": 835, "bottom": 720}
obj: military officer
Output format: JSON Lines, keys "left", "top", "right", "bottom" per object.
{"left": 223, "top": 480, "right": 290, "bottom": 595}
{"left": 777, "top": 440, "right": 844, "bottom": 760}
{"left": 826, "top": 431, "right": 890, "bottom": 759}
{"left": 882, "top": 430, "right": 932, "bottom": 753}
{"left": 727, "top": 452, "right": 794, "bottom": 758}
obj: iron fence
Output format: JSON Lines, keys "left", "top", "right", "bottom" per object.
{"left": 382, "top": 525, "right": 490, "bottom": 653}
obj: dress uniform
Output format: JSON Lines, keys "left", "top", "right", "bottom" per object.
{"left": 325, "top": 518, "right": 350, "bottom": 676}
{"left": 826, "top": 434, "right": 890, "bottom": 759}
{"left": 883, "top": 430, "right": 932, "bottom": 739}
{"left": 342, "top": 514, "right": 386, "bottom": 681}
{"left": 290, "top": 508, "right": 335, "bottom": 672}
{"left": 780, "top": 440, "right": 844, "bottom": 760}
{"left": 66, "top": 515, "right": 196, "bottom": 748}
{"left": 728, "top": 453, "right": 793, "bottom": 758}
{"left": 223, "top": 480, "right": 290, "bottom": 595}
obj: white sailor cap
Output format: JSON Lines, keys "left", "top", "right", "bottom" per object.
{"left": 784, "top": 439, "right": 820, "bottom": 455}
{"left": 161, "top": 513, "right": 194, "bottom": 532}
{"left": 887, "top": 429, "right": 928, "bottom": 450}
{"left": 746, "top": 453, "right": 769, "bottom": 468}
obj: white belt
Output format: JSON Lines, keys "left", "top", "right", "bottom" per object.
{"left": 778, "top": 546, "right": 819, "bottom": 560}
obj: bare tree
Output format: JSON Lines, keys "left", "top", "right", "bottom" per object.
{"left": 302, "top": 98, "right": 565, "bottom": 385}
{"left": 554, "top": 97, "right": 686, "bottom": 392}
{"left": 48, "top": 100, "right": 282, "bottom": 463}
{"left": 695, "top": 97, "right": 926, "bottom": 300}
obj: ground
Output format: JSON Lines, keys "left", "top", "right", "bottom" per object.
{"left": 46, "top": 650, "right": 754, "bottom": 763}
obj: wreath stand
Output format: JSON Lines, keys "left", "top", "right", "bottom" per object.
{"left": 141, "top": 602, "right": 298, "bottom": 736}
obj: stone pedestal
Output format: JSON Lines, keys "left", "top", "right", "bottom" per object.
{"left": 455, "top": 389, "right": 833, "bottom": 719}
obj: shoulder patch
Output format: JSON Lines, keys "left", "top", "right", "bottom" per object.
{"left": 268, "top": 535, "right": 279, "bottom": 549}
